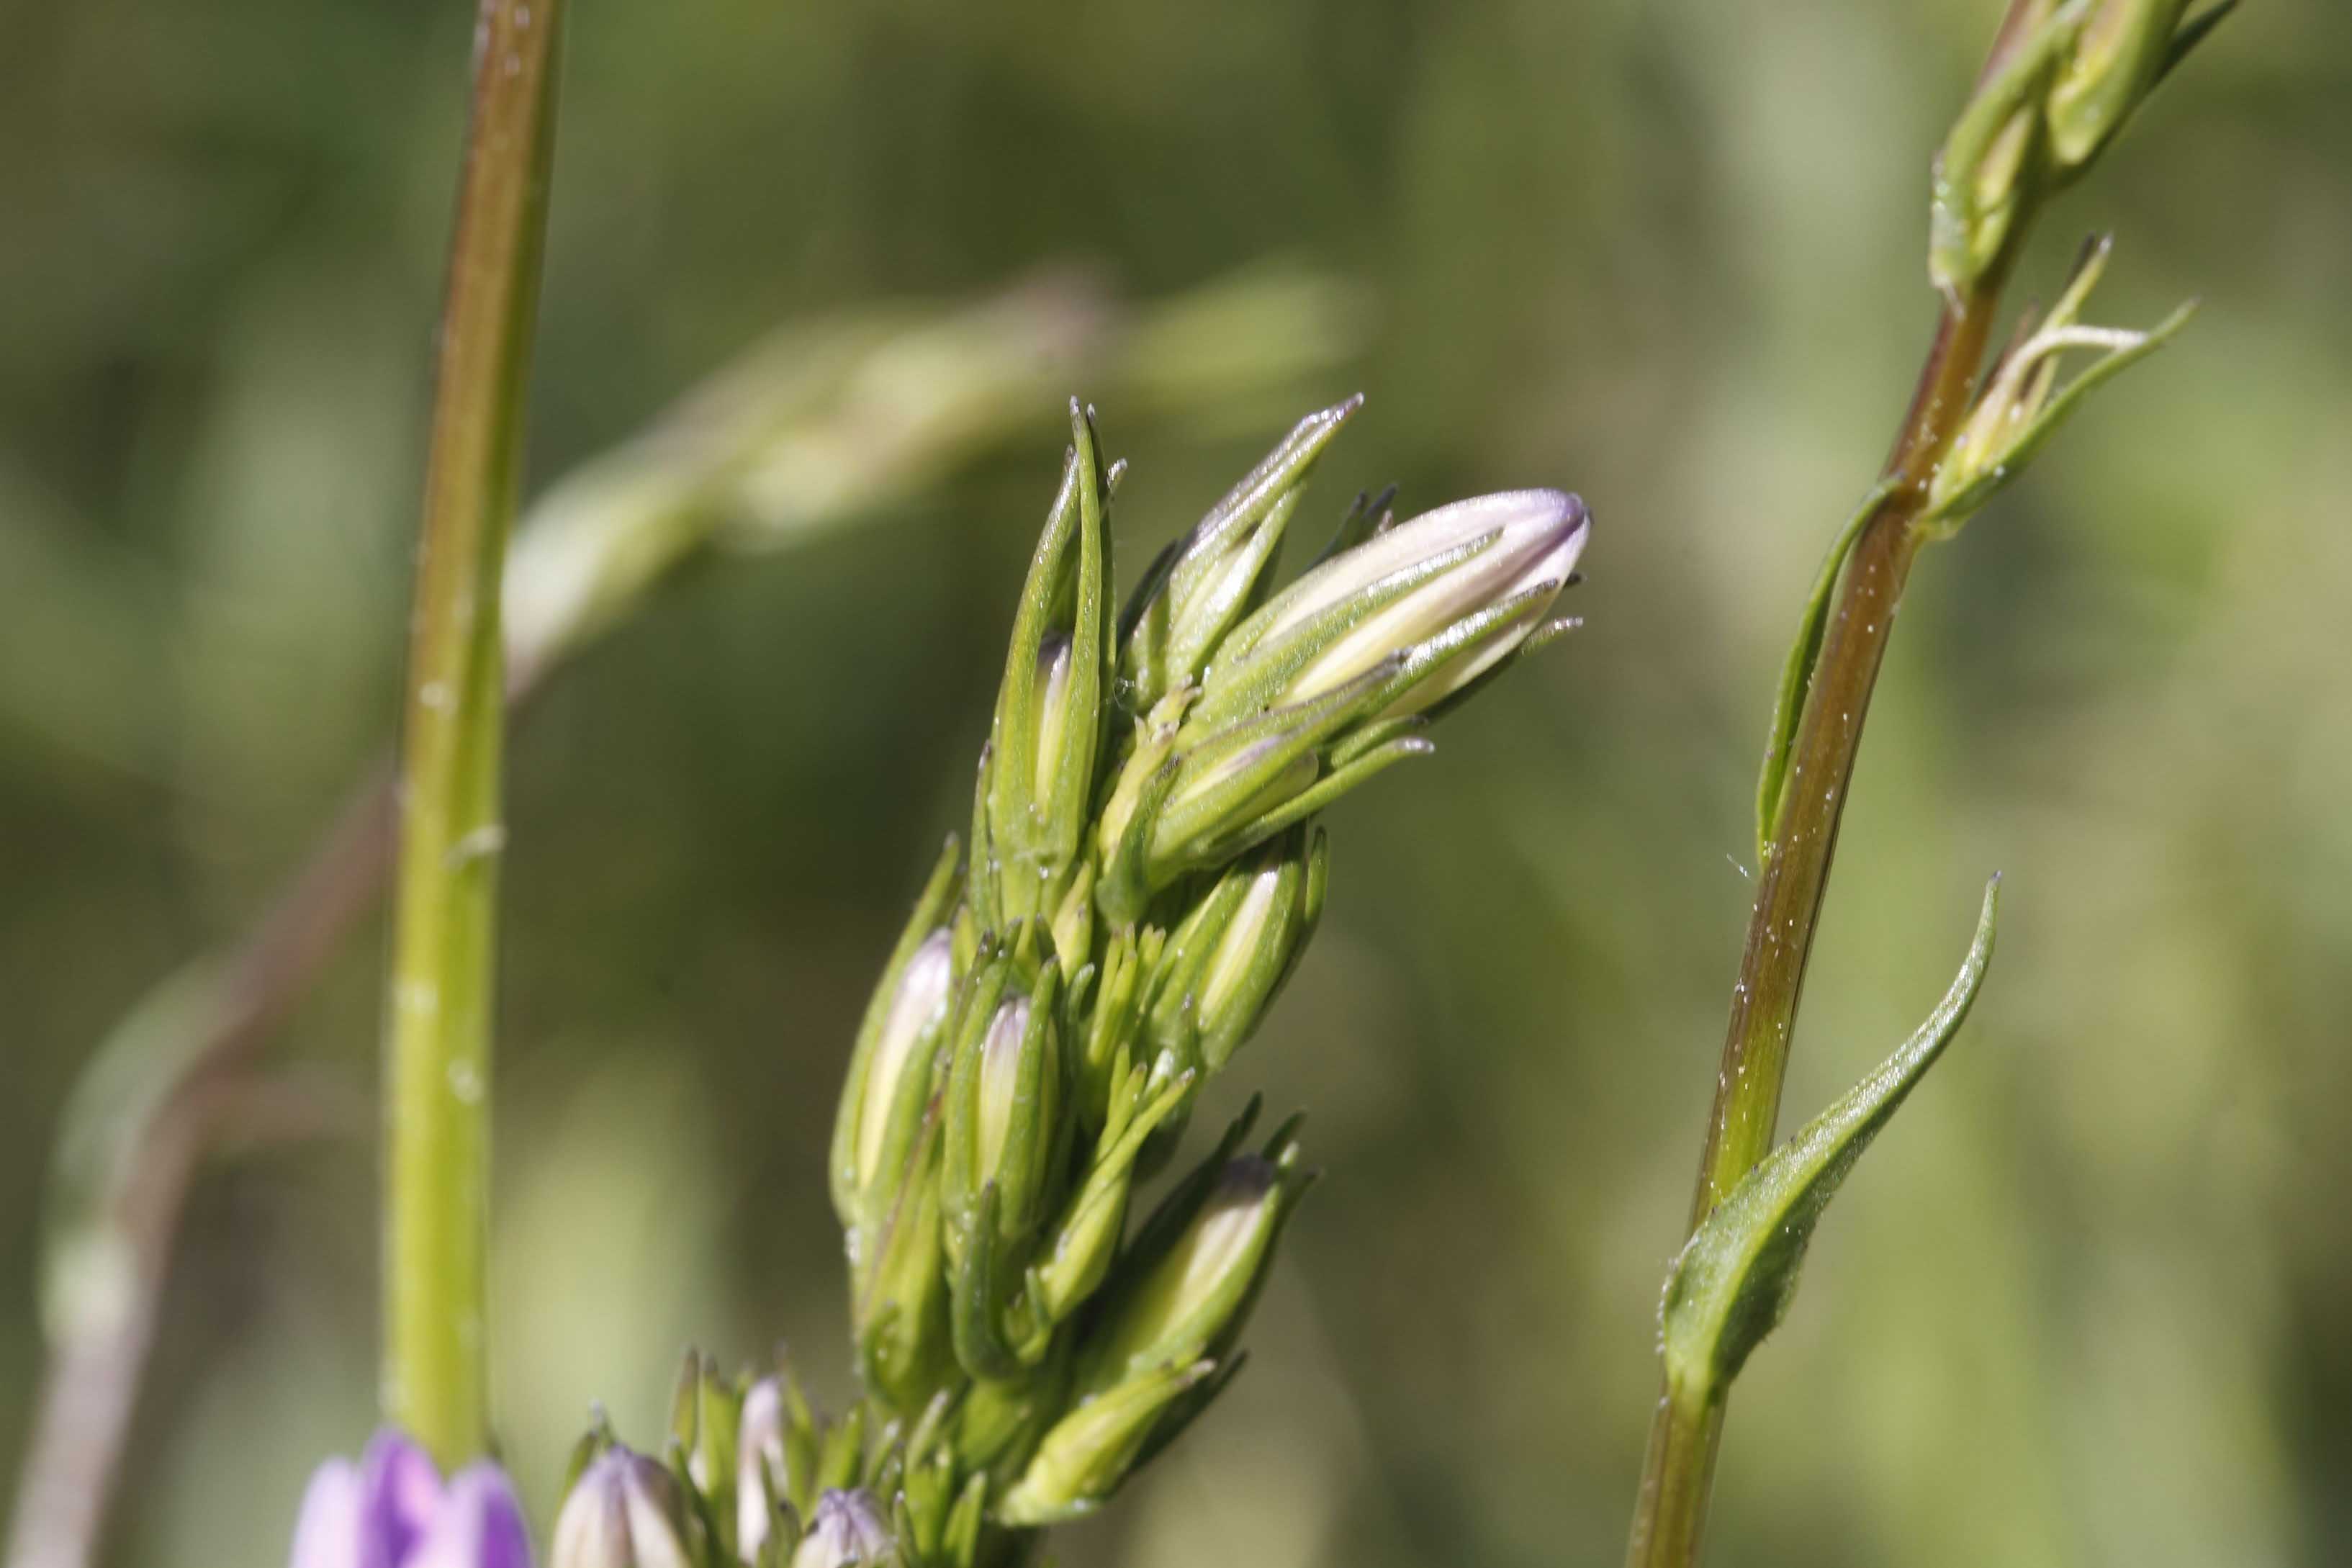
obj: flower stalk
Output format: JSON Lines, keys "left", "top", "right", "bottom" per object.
{"left": 383, "top": 0, "right": 564, "bottom": 1466}
{"left": 1626, "top": 0, "right": 2220, "bottom": 1561}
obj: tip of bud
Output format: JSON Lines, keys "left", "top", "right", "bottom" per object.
{"left": 791, "top": 1490, "right": 895, "bottom": 1568}
{"left": 549, "top": 1448, "right": 690, "bottom": 1568}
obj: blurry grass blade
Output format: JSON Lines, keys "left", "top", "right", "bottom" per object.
{"left": 1755, "top": 482, "right": 1894, "bottom": 867}
{"left": 1659, "top": 878, "right": 2001, "bottom": 1408}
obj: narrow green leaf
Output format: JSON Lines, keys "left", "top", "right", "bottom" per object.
{"left": 1754, "top": 481, "right": 1893, "bottom": 867}
{"left": 1660, "top": 877, "right": 2001, "bottom": 1408}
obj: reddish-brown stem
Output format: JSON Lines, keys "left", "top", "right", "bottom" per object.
{"left": 1625, "top": 261, "right": 2014, "bottom": 1568}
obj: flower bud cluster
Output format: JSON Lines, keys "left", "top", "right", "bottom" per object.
{"left": 806, "top": 397, "right": 1586, "bottom": 1552}
{"left": 546, "top": 397, "right": 1583, "bottom": 1568}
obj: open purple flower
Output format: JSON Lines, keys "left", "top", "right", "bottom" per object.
{"left": 289, "top": 1430, "right": 531, "bottom": 1568}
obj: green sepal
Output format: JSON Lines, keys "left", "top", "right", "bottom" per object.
{"left": 1123, "top": 1351, "right": 1248, "bottom": 1477}
{"left": 1177, "top": 729, "right": 1430, "bottom": 872}
{"left": 2155, "top": 0, "right": 2237, "bottom": 86}
{"left": 1119, "top": 397, "right": 1361, "bottom": 712}
{"left": 1659, "top": 878, "right": 2001, "bottom": 1409}
{"left": 2047, "top": 0, "right": 2232, "bottom": 171}
{"left": 1076, "top": 1113, "right": 1310, "bottom": 1398}
{"left": 942, "top": 959, "right": 1062, "bottom": 1253}
{"left": 1144, "top": 659, "right": 1403, "bottom": 883}
{"left": 953, "top": 1348, "right": 1073, "bottom": 1489}
{"left": 1304, "top": 483, "right": 1398, "bottom": 572}
{"left": 816, "top": 1400, "right": 870, "bottom": 1495}
{"left": 981, "top": 403, "right": 1114, "bottom": 926}
{"left": 1029, "top": 1062, "right": 1199, "bottom": 1325}
{"left": 950, "top": 1184, "right": 1027, "bottom": 1382}
{"left": 560, "top": 1405, "right": 619, "bottom": 1499}
{"left": 1188, "top": 528, "right": 1502, "bottom": 733}
{"left": 939, "top": 1474, "right": 989, "bottom": 1568}
{"left": 993, "top": 1359, "right": 1217, "bottom": 1527}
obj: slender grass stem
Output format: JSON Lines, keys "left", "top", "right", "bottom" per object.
{"left": 383, "top": 0, "right": 563, "bottom": 1466}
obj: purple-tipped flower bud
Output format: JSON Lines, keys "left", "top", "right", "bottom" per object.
{"left": 789, "top": 1490, "right": 895, "bottom": 1568}
{"left": 1096, "top": 489, "right": 1585, "bottom": 911}
{"left": 548, "top": 1449, "right": 692, "bottom": 1568}
{"left": 287, "top": 1431, "right": 531, "bottom": 1568}
{"left": 1220, "top": 488, "right": 1588, "bottom": 719}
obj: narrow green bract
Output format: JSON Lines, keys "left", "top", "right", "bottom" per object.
{"left": 1659, "top": 879, "right": 2001, "bottom": 1409}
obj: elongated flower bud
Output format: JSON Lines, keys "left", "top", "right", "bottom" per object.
{"left": 942, "top": 963, "right": 1063, "bottom": 1248}
{"left": 790, "top": 1490, "right": 895, "bottom": 1568}
{"left": 1098, "top": 490, "right": 1585, "bottom": 909}
{"left": 1204, "top": 487, "right": 1588, "bottom": 723}
{"left": 830, "top": 927, "right": 955, "bottom": 1225}
{"left": 549, "top": 1449, "right": 693, "bottom": 1568}
{"left": 1145, "top": 826, "right": 1326, "bottom": 1076}
{"left": 1079, "top": 1140, "right": 1309, "bottom": 1396}
{"left": 736, "top": 1378, "right": 786, "bottom": 1562}
{"left": 2047, "top": 0, "right": 2191, "bottom": 168}
{"left": 1929, "top": 0, "right": 2077, "bottom": 293}
{"left": 1119, "top": 397, "right": 1360, "bottom": 712}
{"left": 976, "top": 405, "right": 1114, "bottom": 930}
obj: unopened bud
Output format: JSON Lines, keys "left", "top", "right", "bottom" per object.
{"left": 942, "top": 965, "right": 1063, "bottom": 1243}
{"left": 736, "top": 1379, "right": 785, "bottom": 1563}
{"left": 1100, "top": 490, "right": 1584, "bottom": 900}
{"left": 2047, "top": 0, "right": 2191, "bottom": 168}
{"left": 790, "top": 1490, "right": 895, "bottom": 1568}
{"left": 978, "top": 405, "right": 1113, "bottom": 926}
{"left": 1929, "top": 1, "right": 2078, "bottom": 294}
{"left": 1081, "top": 1145, "right": 1307, "bottom": 1396}
{"left": 1147, "top": 828, "right": 1325, "bottom": 1076}
{"left": 548, "top": 1449, "right": 692, "bottom": 1568}
{"left": 831, "top": 930, "right": 955, "bottom": 1223}
{"left": 995, "top": 1360, "right": 1215, "bottom": 1527}
{"left": 1208, "top": 488, "right": 1587, "bottom": 721}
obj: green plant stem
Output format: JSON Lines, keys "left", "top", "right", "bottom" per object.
{"left": 384, "top": 0, "right": 563, "bottom": 1466}
{"left": 1622, "top": 241, "right": 2016, "bottom": 1568}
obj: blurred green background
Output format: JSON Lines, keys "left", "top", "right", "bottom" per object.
{"left": 4, "top": 1, "right": 2349, "bottom": 1564}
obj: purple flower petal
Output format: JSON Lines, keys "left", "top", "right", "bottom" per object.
{"left": 359, "top": 1430, "right": 446, "bottom": 1568}
{"left": 410, "top": 1465, "right": 534, "bottom": 1568}
{"left": 289, "top": 1457, "right": 363, "bottom": 1568}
